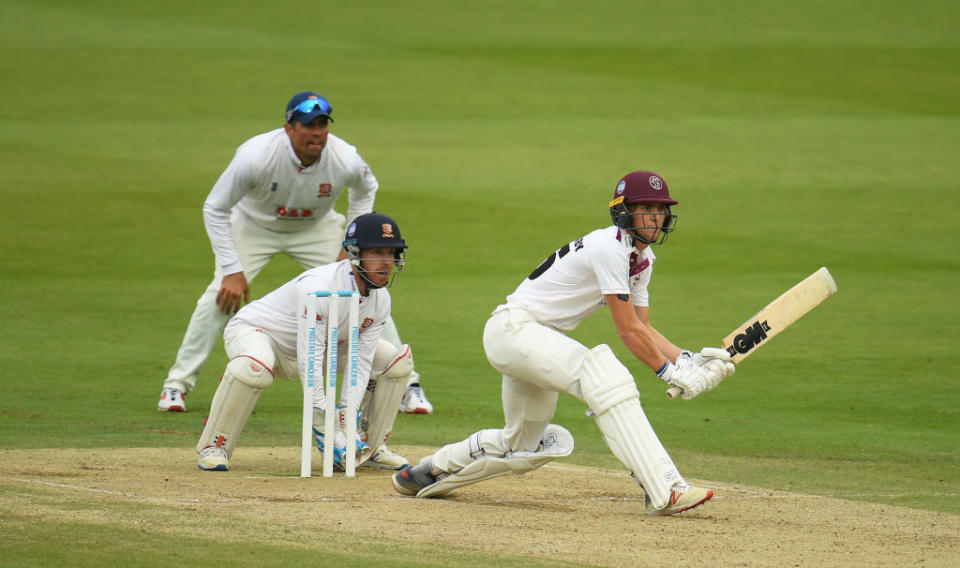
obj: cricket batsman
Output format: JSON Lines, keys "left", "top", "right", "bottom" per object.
{"left": 392, "top": 171, "right": 735, "bottom": 515}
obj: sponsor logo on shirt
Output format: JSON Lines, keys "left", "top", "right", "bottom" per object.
{"left": 275, "top": 206, "right": 314, "bottom": 219}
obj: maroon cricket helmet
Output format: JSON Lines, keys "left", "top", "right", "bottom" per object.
{"left": 611, "top": 170, "right": 677, "bottom": 206}
{"left": 608, "top": 170, "right": 678, "bottom": 244}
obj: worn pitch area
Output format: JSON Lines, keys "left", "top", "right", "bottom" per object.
{"left": 1, "top": 447, "right": 957, "bottom": 567}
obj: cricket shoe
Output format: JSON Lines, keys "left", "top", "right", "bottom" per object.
{"left": 645, "top": 484, "right": 713, "bottom": 516}
{"left": 400, "top": 384, "right": 433, "bottom": 414}
{"left": 363, "top": 445, "right": 409, "bottom": 470}
{"left": 157, "top": 387, "right": 186, "bottom": 412}
{"left": 391, "top": 462, "right": 438, "bottom": 496}
{"left": 198, "top": 446, "right": 229, "bottom": 471}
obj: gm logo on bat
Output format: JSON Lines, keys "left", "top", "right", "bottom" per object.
{"left": 727, "top": 320, "right": 771, "bottom": 357}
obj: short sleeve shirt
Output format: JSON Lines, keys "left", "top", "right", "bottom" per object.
{"left": 504, "top": 226, "right": 656, "bottom": 331}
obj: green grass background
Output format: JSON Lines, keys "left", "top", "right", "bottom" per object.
{"left": 1, "top": 0, "right": 958, "bottom": 565}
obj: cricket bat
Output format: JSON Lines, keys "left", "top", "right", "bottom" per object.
{"left": 667, "top": 266, "right": 838, "bottom": 399}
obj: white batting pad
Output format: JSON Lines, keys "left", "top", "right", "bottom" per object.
{"left": 197, "top": 356, "right": 274, "bottom": 458}
{"left": 417, "top": 424, "right": 574, "bottom": 498}
{"left": 580, "top": 344, "right": 682, "bottom": 509}
{"left": 373, "top": 340, "right": 414, "bottom": 380}
{"left": 358, "top": 341, "right": 413, "bottom": 462}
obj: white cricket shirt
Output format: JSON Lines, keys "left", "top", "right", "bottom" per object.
{"left": 226, "top": 260, "right": 389, "bottom": 382}
{"left": 203, "top": 129, "right": 378, "bottom": 274}
{"left": 504, "top": 226, "right": 656, "bottom": 331}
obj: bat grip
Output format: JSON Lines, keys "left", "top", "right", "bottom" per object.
{"left": 666, "top": 386, "right": 683, "bottom": 399}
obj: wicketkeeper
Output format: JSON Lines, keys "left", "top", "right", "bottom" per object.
{"left": 392, "top": 171, "right": 735, "bottom": 516}
{"left": 196, "top": 212, "right": 415, "bottom": 472}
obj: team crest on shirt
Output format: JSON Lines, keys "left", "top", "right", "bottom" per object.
{"left": 360, "top": 317, "right": 375, "bottom": 329}
{"left": 318, "top": 183, "right": 332, "bottom": 197}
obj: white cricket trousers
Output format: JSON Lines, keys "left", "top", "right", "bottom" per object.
{"left": 431, "top": 307, "right": 591, "bottom": 472}
{"left": 163, "top": 209, "right": 344, "bottom": 393}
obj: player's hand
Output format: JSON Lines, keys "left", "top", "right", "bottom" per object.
{"left": 681, "top": 346, "right": 731, "bottom": 365}
{"left": 702, "top": 359, "right": 734, "bottom": 391}
{"left": 216, "top": 272, "right": 250, "bottom": 314}
{"left": 696, "top": 347, "right": 732, "bottom": 363}
{"left": 680, "top": 347, "right": 736, "bottom": 389}
{"left": 658, "top": 357, "right": 711, "bottom": 400}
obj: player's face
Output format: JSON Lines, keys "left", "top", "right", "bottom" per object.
{"left": 284, "top": 117, "right": 330, "bottom": 166}
{"left": 629, "top": 202, "right": 669, "bottom": 243}
{"left": 357, "top": 248, "right": 397, "bottom": 288}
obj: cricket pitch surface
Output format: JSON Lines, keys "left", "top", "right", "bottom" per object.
{"left": 2, "top": 447, "right": 957, "bottom": 567}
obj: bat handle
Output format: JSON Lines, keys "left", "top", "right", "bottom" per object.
{"left": 666, "top": 386, "right": 683, "bottom": 399}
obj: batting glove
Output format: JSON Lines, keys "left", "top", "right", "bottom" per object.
{"left": 657, "top": 357, "right": 710, "bottom": 400}
{"left": 680, "top": 348, "right": 735, "bottom": 390}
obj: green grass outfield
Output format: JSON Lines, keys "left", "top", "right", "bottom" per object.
{"left": 1, "top": 0, "right": 958, "bottom": 565}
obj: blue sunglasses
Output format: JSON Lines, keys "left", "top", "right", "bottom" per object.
{"left": 287, "top": 97, "right": 332, "bottom": 121}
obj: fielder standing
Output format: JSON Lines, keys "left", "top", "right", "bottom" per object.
{"left": 158, "top": 92, "right": 431, "bottom": 465}
{"left": 197, "top": 212, "right": 414, "bottom": 472}
{"left": 392, "top": 170, "right": 735, "bottom": 515}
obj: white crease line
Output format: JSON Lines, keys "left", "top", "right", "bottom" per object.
{"left": 245, "top": 475, "right": 309, "bottom": 479}
{"left": 0, "top": 476, "right": 132, "bottom": 496}
{"left": 0, "top": 475, "right": 361, "bottom": 504}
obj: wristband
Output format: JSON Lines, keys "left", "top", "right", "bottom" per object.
{"left": 656, "top": 361, "right": 674, "bottom": 383}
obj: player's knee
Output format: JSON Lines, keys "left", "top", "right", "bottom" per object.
{"left": 467, "top": 429, "right": 511, "bottom": 460}
{"left": 579, "top": 344, "right": 639, "bottom": 415}
{"left": 226, "top": 355, "right": 275, "bottom": 390}
{"left": 372, "top": 340, "right": 413, "bottom": 380}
